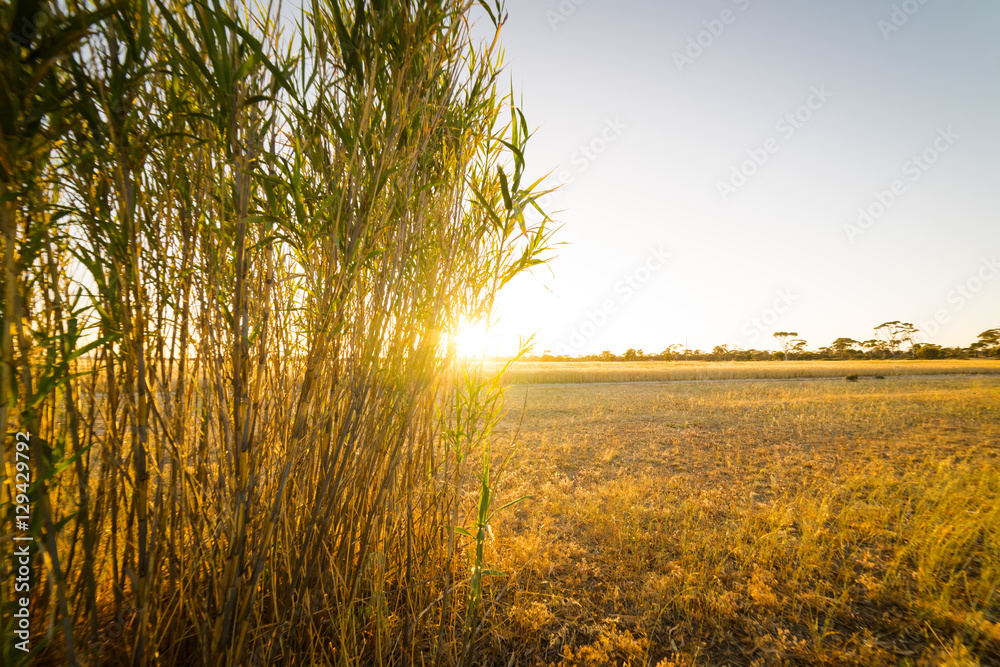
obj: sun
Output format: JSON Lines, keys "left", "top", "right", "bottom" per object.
{"left": 450, "top": 319, "right": 494, "bottom": 360}
{"left": 449, "top": 316, "right": 532, "bottom": 360}
{"left": 447, "top": 310, "right": 538, "bottom": 361}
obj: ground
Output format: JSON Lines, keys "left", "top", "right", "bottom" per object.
{"left": 476, "top": 369, "right": 1000, "bottom": 666}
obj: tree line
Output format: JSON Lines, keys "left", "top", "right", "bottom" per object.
{"left": 531, "top": 324, "right": 1000, "bottom": 362}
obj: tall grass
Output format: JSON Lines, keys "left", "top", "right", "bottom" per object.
{"left": 1, "top": 0, "right": 553, "bottom": 664}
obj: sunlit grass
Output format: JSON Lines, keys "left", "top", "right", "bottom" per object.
{"left": 496, "top": 360, "right": 1000, "bottom": 384}
{"left": 483, "top": 376, "right": 1000, "bottom": 665}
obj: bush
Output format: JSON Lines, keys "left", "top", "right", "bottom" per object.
{"left": 914, "top": 344, "right": 943, "bottom": 359}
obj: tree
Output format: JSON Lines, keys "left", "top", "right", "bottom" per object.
{"left": 874, "top": 321, "right": 918, "bottom": 358}
{"left": 773, "top": 331, "right": 799, "bottom": 361}
{"left": 662, "top": 344, "right": 681, "bottom": 360}
{"left": 861, "top": 339, "right": 888, "bottom": 359}
{"left": 831, "top": 337, "right": 859, "bottom": 360}
{"left": 971, "top": 328, "right": 1000, "bottom": 357}
{"left": 624, "top": 348, "right": 638, "bottom": 361}
{"left": 600, "top": 350, "right": 616, "bottom": 361}
{"left": 790, "top": 339, "right": 808, "bottom": 357}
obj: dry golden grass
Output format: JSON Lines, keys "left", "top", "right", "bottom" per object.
{"left": 477, "top": 375, "right": 1000, "bottom": 666}
{"left": 496, "top": 360, "right": 1000, "bottom": 385}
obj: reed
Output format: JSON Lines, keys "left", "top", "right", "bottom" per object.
{"left": 1, "top": 0, "right": 553, "bottom": 664}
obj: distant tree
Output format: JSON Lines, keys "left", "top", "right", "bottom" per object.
{"left": 773, "top": 331, "right": 799, "bottom": 361}
{"left": 913, "top": 343, "right": 942, "bottom": 359}
{"left": 900, "top": 323, "right": 919, "bottom": 357}
{"left": 661, "top": 344, "right": 681, "bottom": 361}
{"left": 790, "top": 339, "right": 807, "bottom": 357}
{"left": 831, "top": 337, "right": 859, "bottom": 360}
{"left": 861, "top": 339, "right": 888, "bottom": 359}
{"left": 600, "top": 350, "right": 616, "bottom": 361}
{"left": 971, "top": 328, "right": 1000, "bottom": 357}
{"left": 623, "top": 348, "right": 638, "bottom": 361}
{"left": 874, "top": 321, "right": 918, "bottom": 358}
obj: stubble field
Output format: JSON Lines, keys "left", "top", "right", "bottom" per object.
{"left": 478, "top": 370, "right": 1000, "bottom": 666}
{"left": 496, "top": 360, "right": 1000, "bottom": 385}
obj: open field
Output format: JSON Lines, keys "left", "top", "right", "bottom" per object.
{"left": 494, "top": 360, "right": 1000, "bottom": 385}
{"left": 479, "top": 375, "right": 1000, "bottom": 665}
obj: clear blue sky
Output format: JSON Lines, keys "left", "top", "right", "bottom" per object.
{"left": 472, "top": 0, "right": 1000, "bottom": 356}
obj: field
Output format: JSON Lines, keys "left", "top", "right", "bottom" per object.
{"left": 496, "top": 360, "right": 1000, "bottom": 385}
{"left": 477, "top": 370, "right": 1000, "bottom": 665}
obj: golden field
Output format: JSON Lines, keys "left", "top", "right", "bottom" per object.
{"left": 494, "top": 360, "right": 1000, "bottom": 385}
{"left": 474, "top": 373, "right": 1000, "bottom": 666}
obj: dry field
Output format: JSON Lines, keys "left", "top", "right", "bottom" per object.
{"left": 496, "top": 360, "right": 1000, "bottom": 385}
{"left": 478, "top": 374, "right": 1000, "bottom": 666}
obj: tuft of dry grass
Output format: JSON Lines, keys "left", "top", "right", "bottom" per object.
{"left": 481, "top": 376, "right": 1000, "bottom": 666}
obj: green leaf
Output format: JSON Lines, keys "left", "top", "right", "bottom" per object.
{"left": 498, "top": 167, "right": 512, "bottom": 212}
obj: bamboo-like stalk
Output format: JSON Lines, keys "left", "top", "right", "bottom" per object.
{"left": 3, "top": 1, "right": 555, "bottom": 665}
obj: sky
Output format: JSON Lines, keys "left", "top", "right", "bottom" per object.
{"left": 465, "top": 0, "right": 1000, "bottom": 357}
